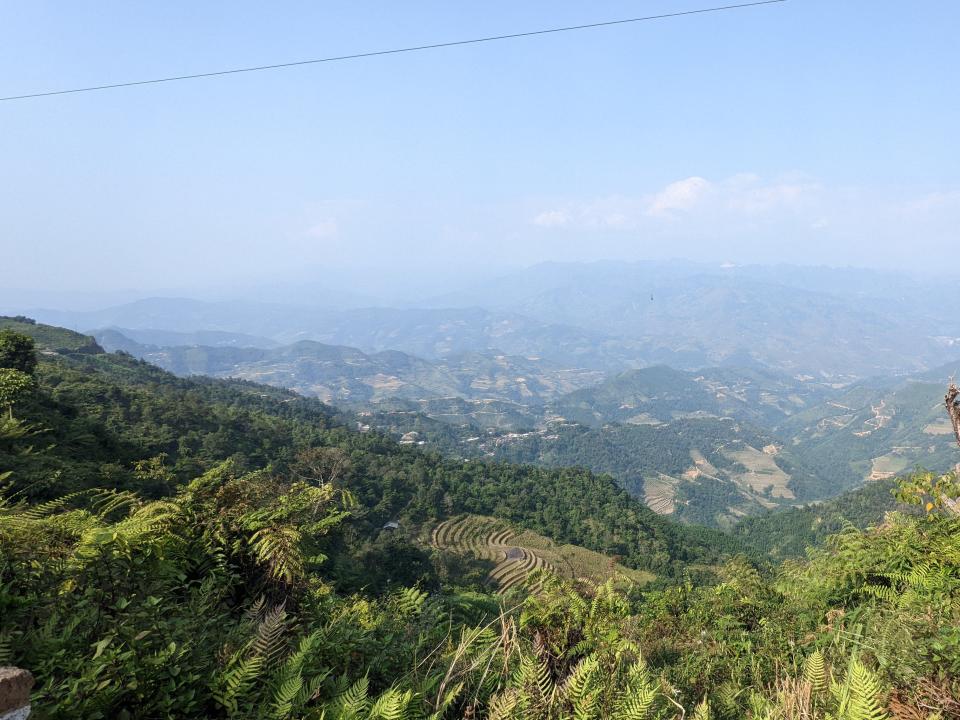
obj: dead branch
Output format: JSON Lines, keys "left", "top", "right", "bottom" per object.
{"left": 947, "top": 383, "right": 960, "bottom": 448}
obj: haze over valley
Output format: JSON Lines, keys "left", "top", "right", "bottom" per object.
{"left": 7, "top": 260, "right": 958, "bottom": 529}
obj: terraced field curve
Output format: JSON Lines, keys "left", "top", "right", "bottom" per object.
{"left": 431, "top": 514, "right": 655, "bottom": 592}
{"left": 431, "top": 515, "right": 556, "bottom": 592}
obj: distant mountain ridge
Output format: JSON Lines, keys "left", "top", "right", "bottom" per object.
{"left": 33, "top": 299, "right": 645, "bottom": 371}
{"left": 94, "top": 329, "right": 604, "bottom": 407}
{"left": 23, "top": 261, "right": 960, "bottom": 378}
{"left": 14, "top": 316, "right": 959, "bottom": 530}
{"left": 427, "top": 262, "right": 958, "bottom": 377}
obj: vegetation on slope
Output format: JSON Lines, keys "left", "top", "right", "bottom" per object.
{"left": 732, "top": 479, "right": 920, "bottom": 560}
{"left": 2, "top": 323, "right": 959, "bottom": 718}
{"left": 0, "top": 319, "right": 738, "bottom": 579}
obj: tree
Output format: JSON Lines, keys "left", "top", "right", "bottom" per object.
{"left": 0, "top": 367, "right": 34, "bottom": 418}
{"left": 0, "top": 330, "right": 37, "bottom": 375}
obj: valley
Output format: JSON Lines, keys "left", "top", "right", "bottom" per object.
{"left": 54, "top": 292, "right": 957, "bottom": 529}
{"left": 3, "top": 313, "right": 957, "bottom": 717}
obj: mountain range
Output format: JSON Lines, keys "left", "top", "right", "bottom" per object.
{"left": 20, "top": 261, "right": 960, "bottom": 378}
{"left": 87, "top": 322, "right": 960, "bottom": 528}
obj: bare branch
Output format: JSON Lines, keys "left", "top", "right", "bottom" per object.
{"left": 947, "top": 383, "right": 960, "bottom": 448}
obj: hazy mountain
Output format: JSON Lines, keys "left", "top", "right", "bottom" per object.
{"left": 546, "top": 365, "right": 837, "bottom": 428}
{"left": 33, "top": 299, "right": 645, "bottom": 371}
{"left": 21, "top": 262, "right": 960, "bottom": 378}
{"left": 27, "top": 298, "right": 316, "bottom": 339}
{"left": 425, "top": 261, "right": 960, "bottom": 377}
{"left": 95, "top": 327, "right": 279, "bottom": 350}
{"left": 94, "top": 330, "right": 604, "bottom": 407}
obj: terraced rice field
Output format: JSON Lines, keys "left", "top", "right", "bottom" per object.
{"left": 643, "top": 473, "right": 679, "bottom": 514}
{"left": 510, "top": 530, "right": 655, "bottom": 586}
{"left": 431, "top": 515, "right": 556, "bottom": 592}
{"left": 431, "top": 515, "right": 654, "bottom": 592}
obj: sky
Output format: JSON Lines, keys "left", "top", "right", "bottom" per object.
{"left": 2, "top": 0, "right": 959, "bottom": 305}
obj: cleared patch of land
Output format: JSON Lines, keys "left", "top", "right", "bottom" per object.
{"left": 724, "top": 445, "right": 795, "bottom": 499}
{"left": 923, "top": 418, "right": 955, "bottom": 435}
{"left": 867, "top": 453, "right": 910, "bottom": 481}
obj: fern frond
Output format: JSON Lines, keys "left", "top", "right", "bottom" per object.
{"left": 804, "top": 649, "right": 827, "bottom": 693}
{"left": 393, "top": 586, "right": 428, "bottom": 617}
{"left": 614, "top": 686, "right": 658, "bottom": 720}
{"left": 271, "top": 674, "right": 303, "bottom": 719}
{"left": 330, "top": 676, "right": 371, "bottom": 718}
{"left": 250, "top": 525, "right": 304, "bottom": 584}
{"left": 89, "top": 488, "right": 141, "bottom": 519}
{"left": 561, "top": 655, "right": 600, "bottom": 706}
{"left": 845, "top": 660, "right": 887, "bottom": 720}
{"left": 214, "top": 655, "right": 265, "bottom": 714}
{"left": 251, "top": 603, "right": 288, "bottom": 666}
{"left": 691, "top": 698, "right": 711, "bottom": 720}
{"left": 487, "top": 689, "right": 520, "bottom": 720}
{"left": 369, "top": 687, "right": 413, "bottom": 720}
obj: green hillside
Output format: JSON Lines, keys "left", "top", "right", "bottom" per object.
{"left": 478, "top": 418, "right": 829, "bottom": 528}
{"left": 547, "top": 364, "right": 834, "bottom": 428}
{"left": 732, "top": 479, "right": 920, "bottom": 560}
{"left": 779, "top": 369, "right": 960, "bottom": 491}
{"left": 2, "top": 321, "right": 958, "bottom": 717}
{"left": 87, "top": 324, "right": 960, "bottom": 531}
{"left": 1, "top": 318, "right": 738, "bottom": 579}
{"left": 95, "top": 328, "right": 603, "bottom": 409}
{"left": 0, "top": 315, "right": 103, "bottom": 353}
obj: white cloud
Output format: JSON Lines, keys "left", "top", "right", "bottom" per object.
{"left": 645, "top": 176, "right": 711, "bottom": 216}
{"left": 532, "top": 174, "right": 823, "bottom": 232}
{"left": 532, "top": 209, "right": 570, "bottom": 228}
{"left": 521, "top": 174, "right": 960, "bottom": 269}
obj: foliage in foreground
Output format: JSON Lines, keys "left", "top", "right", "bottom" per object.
{"left": 1, "top": 456, "right": 957, "bottom": 718}
{"left": 1, "top": 325, "right": 958, "bottom": 718}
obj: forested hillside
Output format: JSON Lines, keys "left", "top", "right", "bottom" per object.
{"left": 91, "top": 321, "right": 960, "bottom": 531}
{"left": 94, "top": 328, "right": 603, "bottom": 408}
{"left": 0, "top": 317, "right": 736, "bottom": 578}
{"left": 733, "top": 479, "right": 918, "bottom": 560}
{"left": 2, "top": 320, "right": 957, "bottom": 718}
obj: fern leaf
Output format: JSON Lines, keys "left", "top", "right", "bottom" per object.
{"left": 250, "top": 525, "right": 304, "bottom": 584}
{"left": 691, "top": 698, "right": 711, "bottom": 720}
{"left": 250, "top": 603, "right": 288, "bottom": 666}
{"left": 804, "top": 650, "right": 827, "bottom": 693}
{"left": 845, "top": 660, "right": 887, "bottom": 720}
{"left": 487, "top": 689, "right": 520, "bottom": 720}
{"left": 271, "top": 675, "right": 303, "bottom": 719}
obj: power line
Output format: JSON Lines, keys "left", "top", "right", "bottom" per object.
{"left": 1, "top": 1, "right": 785, "bottom": 103}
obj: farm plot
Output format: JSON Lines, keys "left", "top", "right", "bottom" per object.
{"left": 723, "top": 445, "right": 795, "bottom": 499}
{"left": 643, "top": 473, "right": 679, "bottom": 514}
{"left": 431, "top": 515, "right": 653, "bottom": 592}
{"left": 431, "top": 515, "right": 555, "bottom": 593}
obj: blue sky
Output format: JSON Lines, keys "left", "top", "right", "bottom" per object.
{"left": 2, "top": 1, "right": 958, "bottom": 301}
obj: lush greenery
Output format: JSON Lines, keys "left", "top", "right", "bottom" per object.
{"left": 733, "top": 479, "right": 921, "bottom": 560}
{"left": 91, "top": 317, "right": 960, "bottom": 529}
{"left": 2, "top": 323, "right": 958, "bottom": 718}
{"left": 0, "top": 321, "right": 738, "bottom": 579}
